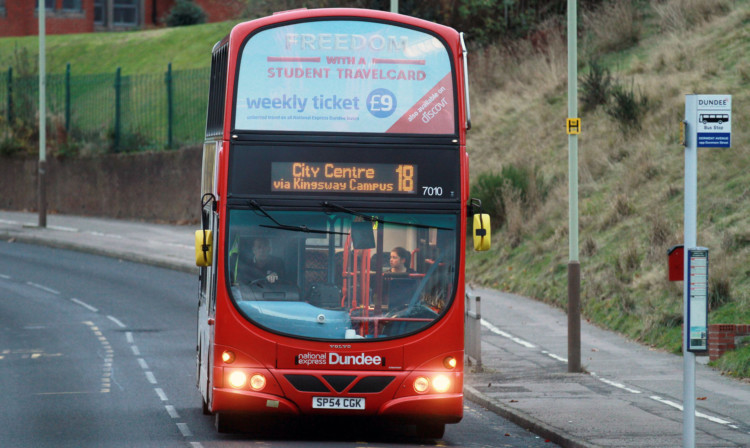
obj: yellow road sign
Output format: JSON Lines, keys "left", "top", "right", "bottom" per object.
{"left": 567, "top": 118, "right": 581, "bottom": 135}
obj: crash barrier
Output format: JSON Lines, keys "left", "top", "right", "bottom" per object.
{"left": 465, "top": 292, "right": 482, "bottom": 372}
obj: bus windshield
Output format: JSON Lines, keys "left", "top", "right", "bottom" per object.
{"left": 226, "top": 208, "right": 457, "bottom": 341}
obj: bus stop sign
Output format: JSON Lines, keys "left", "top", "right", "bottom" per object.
{"left": 696, "top": 95, "right": 731, "bottom": 148}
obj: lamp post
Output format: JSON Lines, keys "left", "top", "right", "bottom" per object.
{"left": 38, "top": 0, "right": 47, "bottom": 228}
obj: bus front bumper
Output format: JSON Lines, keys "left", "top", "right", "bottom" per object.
{"left": 212, "top": 387, "right": 462, "bottom": 423}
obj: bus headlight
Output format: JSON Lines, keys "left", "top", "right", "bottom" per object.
{"left": 432, "top": 375, "right": 451, "bottom": 393}
{"left": 228, "top": 371, "right": 247, "bottom": 389}
{"left": 414, "top": 376, "right": 430, "bottom": 393}
{"left": 250, "top": 374, "right": 267, "bottom": 391}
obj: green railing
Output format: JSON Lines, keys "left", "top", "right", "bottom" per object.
{"left": 0, "top": 64, "right": 210, "bottom": 154}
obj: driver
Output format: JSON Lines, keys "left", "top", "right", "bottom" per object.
{"left": 243, "top": 237, "right": 284, "bottom": 284}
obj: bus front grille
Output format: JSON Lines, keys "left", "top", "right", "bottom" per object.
{"left": 284, "top": 374, "right": 395, "bottom": 394}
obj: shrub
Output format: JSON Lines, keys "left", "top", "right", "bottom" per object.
{"left": 470, "top": 164, "right": 548, "bottom": 229}
{"left": 605, "top": 81, "right": 649, "bottom": 134}
{"left": 165, "top": 0, "right": 207, "bottom": 27}
{"left": 580, "top": 59, "right": 613, "bottom": 112}
{"left": 471, "top": 171, "right": 506, "bottom": 226}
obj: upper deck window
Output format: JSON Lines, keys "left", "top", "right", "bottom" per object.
{"left": 234, "top": 20, "right": 456, "bottom": 135}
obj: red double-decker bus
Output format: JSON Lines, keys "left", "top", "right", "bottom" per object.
{"left": 195, "top": 7, "right": 490, "bottom": 438}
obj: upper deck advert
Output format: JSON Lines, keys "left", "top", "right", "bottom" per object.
{"left": 234, "top": 20, "right": 456, "bottom": 134}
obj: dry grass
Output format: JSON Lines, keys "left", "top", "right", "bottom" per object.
{"left": 582, "top": 0, "right": 643, "bottom": 57}
{"left": 653, "top": 0, "right": 734, "bottom": 32}
{"left": 465, "top": 0, "right": 750, "bottom": 356}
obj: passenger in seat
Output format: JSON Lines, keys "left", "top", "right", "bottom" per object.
{"left": 389, "top": 247, "right": 414, "bottom": 274}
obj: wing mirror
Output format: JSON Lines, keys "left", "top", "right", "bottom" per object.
{"left": 470, "top": 198, "right": 491, "bottom": 251}
{"left": 195, "top": 230, "right": 213, "bottom": 267}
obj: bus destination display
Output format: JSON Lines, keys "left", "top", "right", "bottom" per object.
{"left": 271, "top": 162, "right": 416, "bottom": 194}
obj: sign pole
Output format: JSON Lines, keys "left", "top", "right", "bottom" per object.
{"left": 683, "top": 95, "right": 697, "bottom": 448}
{"left": 566, "top": 0, "right": 581, "bottom": 373}
{"left": 682, "top": 93, "right": 730, "bottom": 447}
{"left": 390, "top": 0, "right": 398, "bottom": 13}
{"left": 38, "top": 0, "right": 47, "bottom": 228}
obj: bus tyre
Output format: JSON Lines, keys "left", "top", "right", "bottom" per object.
{"left": 215, "top": 413, "right": 238, "bottom": 433}
{"left": 416, "top": 422, "right": 445, "bottom": 439}
{"left": 202, "top": 396, "right": 211, "bottom": 415}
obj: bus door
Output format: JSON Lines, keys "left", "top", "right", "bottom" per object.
{"left": 197, "top": 141, "right": 219, "bottom": 402}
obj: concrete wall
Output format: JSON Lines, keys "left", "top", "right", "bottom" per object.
{"left": 0, "top": 147, "right": 202, "bottom": 223}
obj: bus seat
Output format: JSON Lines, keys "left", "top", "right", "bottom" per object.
{"left": 304, "top": 250, "right": 328, "bottom": 284}
{"left": 370, "top": 252, "right": 390, "bottom": 272}
{"left": 384, "top": 276, "right": 419, "bottom": 310}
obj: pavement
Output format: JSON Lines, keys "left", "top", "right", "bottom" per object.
{"left": 1, "top": 210, "right": 749, "bottom": 447}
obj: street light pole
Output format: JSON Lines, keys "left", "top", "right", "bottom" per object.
{"left": 38, "top": 0, "right": 47, "bottom": 228}
{"left": 567, "top": 0, "right": 581, "bottom": 373}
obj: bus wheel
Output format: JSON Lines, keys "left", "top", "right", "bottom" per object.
{"left": 215, "top": 413, "right": 237, "bottom": 433}
{"left": 202, "top": 396, "right": 211, "bottom": 415}
{"left": 416, "top": 422, "right": 445, "bottom": 439}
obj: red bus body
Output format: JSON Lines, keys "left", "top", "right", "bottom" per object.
{"left": 197, "top": 8, "right": 472, "bottom": 436}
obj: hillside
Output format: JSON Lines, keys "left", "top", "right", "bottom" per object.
{"left": 0, "top": 21, "right": 234, "bottom": 74}
{"left": 465, "top": 0, "right": 750, "bottom": 376}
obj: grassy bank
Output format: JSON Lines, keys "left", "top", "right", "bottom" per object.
{"left": 0, "top": 21, "right": 234, "bottom": 75}
{"left": 465, "top": 0, "right": 750, "bottom": 377}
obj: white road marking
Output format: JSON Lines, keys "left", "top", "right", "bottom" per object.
{"left": 131, "top": 345, "right": 141, "bottom": 356}
{"left": 107, "top": 315, "right": 126, "bottom": 328}
{"left": 541, "top": 350, "right": 568, "bottom": 363}
{"left": 48, "top": 225, "right": 78, "bottom": 232}
{"left": 27, "top": 282, "right": 60, "bottom": 295}
{"left": 125, "top": 332, "right": 134, "bottom": 344}
{"left": 71, "top": 298, "right": 98, "bottom": 312}
{"left": 145, "top": 371, "right": 157, "bottom": 384}
{"left": 481, "top": 319, "right": 536, "bottom": 348}
{"left": 165, "top": 405, "right": 180, "bottom": 419}
{"left": 155, "top": 388, "right": 168, "bottom": 401}
{"left": 650, "top": 395, "right": 733, "bottom": 426}
{"left": 0, "top": 274, "right": 11, "bottom": 279}
{"left": 591, "top": 372, "right": 641, "bottom": 394}
{"left": 138, "top": 358, "right": 149, "bottom": 370}
{"left": 176, "top": 423, "right": 193, "bottom": 437}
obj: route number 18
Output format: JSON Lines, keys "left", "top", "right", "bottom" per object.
{"left": 395, "top": 165, "right": 414, "bottom": 192}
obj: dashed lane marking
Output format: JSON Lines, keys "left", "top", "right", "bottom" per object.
{"left": 176, "top": 423, "right": 193, "bottom": 437}
{"left": 107, "top": 315, "right": 126, "bottom": 328}
{"left": 155, "top": 387, "right": 168, "bottom": 401}
{"left": 71, "top": 298, "right": 98, "bottom": 313}
{"left": 26, "top": 282, "right": 60, "bottom": 295}
{"left": 165, "top": 405, "right": 180, "bottom": 419}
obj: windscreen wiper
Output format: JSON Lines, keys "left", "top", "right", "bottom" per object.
{"left": 320, "top": 201, "right": 451, "bottom": 231}
{"left": 248, "top": 200, "right": 349, "bottom": 235}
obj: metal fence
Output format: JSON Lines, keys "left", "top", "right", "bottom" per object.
{"left": 0, "top": 64, "right": 210, "bottom": 154}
